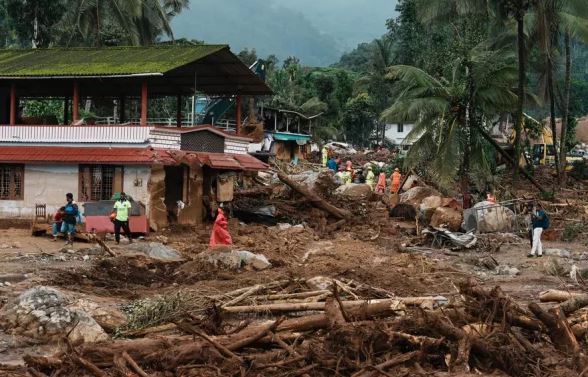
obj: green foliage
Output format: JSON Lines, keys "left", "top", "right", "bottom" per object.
{"left": 22, "top": 99, "right": 64, "bottom": 124}
{"left": 562, "top": 222, "right": 583, "bottom": 242}
{"left": 237, "top": 48, "right": 257, "bottom": 66}
{"left": 4, "top": 0, "right": 66, "bottom": 47}
{"left": 340, "top": 93, "right": 376, "bottom": 147}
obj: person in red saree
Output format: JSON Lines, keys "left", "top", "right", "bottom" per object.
{"left": 209, "top": 207, "right": 233, "bottom": 246}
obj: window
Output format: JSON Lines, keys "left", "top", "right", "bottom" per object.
{"left": 79, "top": 165, "right": 123, "bottom": 201}
{"left": 397, "top": 124, "right": 404, "bottom": 133}
{"left": 0, "top": 164, "right": 24, "bottom": 200}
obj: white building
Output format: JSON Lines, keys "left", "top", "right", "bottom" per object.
{"left": 385, "top": 123, "right": 415, "bottom": 149}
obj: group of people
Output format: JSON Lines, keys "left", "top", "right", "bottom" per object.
{"left": 51, "top": 192, "right": 133, "bottom": 245}
{"left": 365, "top": 166, "right": 402, "bottom": 194}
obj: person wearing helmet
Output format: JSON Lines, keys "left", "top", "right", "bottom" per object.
{"left": 365, "top": 166, "right": 376, "bottom": 190}
{"left": 391, "top": 168, "right": 402, "bottom": 194}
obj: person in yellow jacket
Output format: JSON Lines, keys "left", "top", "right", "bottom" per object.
{"left": 321, "top": 145, "right": 329, "bottom": 166}
{"left": 391, "top": 168, "right": 401, "bottom": 194}
{"left": 365, "top": 166, "right": 376, "bottom": 190}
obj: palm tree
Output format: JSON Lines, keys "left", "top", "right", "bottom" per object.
{"left": 414, "top": 0, "right": 536, "bottom": 183}
{"left": 59, "top": 0, "right": 189, "bottom": 47}
{"left": 381, "top": 42, "right": 518, "bottom": 188}
{"left": 532, "top": 0, "right": 588, "bottom": 183}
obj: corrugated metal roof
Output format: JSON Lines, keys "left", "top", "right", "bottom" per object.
{"left": 0, "top": 125, "right": 151, "bottom": 144}
{"left": 0, "top": 45, "right": 226, "bottom": 77}
{"left": 171, "top": 151, "right": 267, "bottom": 171}
{"left": 0, "top": 146, "right": 174, "bottom": 165}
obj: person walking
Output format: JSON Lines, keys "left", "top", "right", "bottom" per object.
{"left": 51, "top": 207, "right": 65, "bottom": 242}
{"left": 112, "top": 192, "right": 133, "bottom": 245}
{"left": 62, "top": 193, "right": 79, "bottom": 246}
{"left": 391, "top": 168, "right": 402, "bottom": 194}
{"left": 528, "top": 202, "right": 549, "bottom": 258}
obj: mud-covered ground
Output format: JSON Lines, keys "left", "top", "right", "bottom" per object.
{"left": 0, "top": 217, "right": 585, "bottom": 375}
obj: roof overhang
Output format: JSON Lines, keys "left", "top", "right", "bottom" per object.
{"left": 0, "top": 45, "right": 272, "bottom": 96}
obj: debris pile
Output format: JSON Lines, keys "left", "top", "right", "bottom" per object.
{"left": 21, "top": 279, "right": 588, "bottom": 377}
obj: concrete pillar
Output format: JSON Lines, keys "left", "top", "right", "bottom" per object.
{"left": 236, "top": 95, "right": 241, "bottom": 135}
{"left": 72, "top": 82, "right": 79, "bottom": 122}
{"left": 140, "top": 81, "right": 148, "bottom": 126}
{"left": 176, "top": 94, "right": 182, "bottom": 128}
{"left": 9, "top": 84, "right": 16, "bottom": 126}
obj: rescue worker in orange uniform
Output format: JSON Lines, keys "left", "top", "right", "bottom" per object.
{"left": 391, "top": 168, "right": 402, "bottom": 194}
{"left": 376, "top": 172, "right": 386, "bottom": 194}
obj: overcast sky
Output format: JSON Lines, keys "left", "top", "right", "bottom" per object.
{"left": 172, "top": 0, "right": 398, "bottom": 66}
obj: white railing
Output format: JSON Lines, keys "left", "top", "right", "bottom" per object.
{"left": 0, "top": 125, "right": 151, "bottom": 144}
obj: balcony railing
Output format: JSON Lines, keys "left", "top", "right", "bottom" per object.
{"left": 0, "top": 124, "right": 152, "bottom": 144}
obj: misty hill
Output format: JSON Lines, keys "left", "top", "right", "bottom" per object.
{"left": 171, "top": 0, "right": 396, "bottom": 66}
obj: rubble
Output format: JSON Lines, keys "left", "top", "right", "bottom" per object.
{"left": 0, "top": 286, "right": 109, "bottom": 343}
{"left": 334, "top": 183, "right": 373, "bottom": 200}
{"left": 400, "top": 187, "right": 441, "bottom": 207}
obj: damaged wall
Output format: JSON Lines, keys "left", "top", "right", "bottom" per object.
{"left": 148, "top": 164, "right": 168, "bottom": 232}
{"left": 178, "top": 164, "right": 204, "bottom": 226}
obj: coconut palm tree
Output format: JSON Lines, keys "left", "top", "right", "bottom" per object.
{"left": 59, "top": 0, "right": 189, "bottom": 47}
{"left": 381, "top": 42, "right": 518, "bottom": 188}
{"left": 414, "top": 0, "right": 536, "bottom": 183}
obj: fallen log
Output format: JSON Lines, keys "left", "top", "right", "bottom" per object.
{"left": 222, "top": 297, "right": 442, "bottom": 314}
{"left": 559, "top": 295, "right": 588, "bottom": 316}
{"left": 353, "top": 351, "right": 419, "bottom": 377}
{"left": 277, "top": 171, "right": 351, "bottom": 219}
{"left": 539, "top": 289, "right": 583, "bottom": 303}
{"left": 529, "top": 303, "right": 588, "bottom": 371}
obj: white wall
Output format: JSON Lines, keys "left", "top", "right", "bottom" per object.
{"left": 123, "top": 166, "right": 152, "bottom": 211}
{"left": 385, "top": 123, "right": 415, "bottom": 145}
{"left": 0, "top": 164, "right": 152, "bottom": 219}
{"left": 0, "top": 165, "right": 78, "bottom": 218}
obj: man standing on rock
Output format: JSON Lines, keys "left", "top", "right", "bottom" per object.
{"left": 112, "top": 192, "right": 133, "bottom": 245}
{"left": 528, "top": 202, "right": 548, "bottom": 258}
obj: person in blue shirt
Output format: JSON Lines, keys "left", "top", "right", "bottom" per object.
{"left": 327, "top": 156, "right": 338, "bottom": 171}
{"left": 62, "top": 193, "right": 79, "bottom": 246}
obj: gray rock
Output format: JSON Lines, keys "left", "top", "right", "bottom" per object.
{"left": 544, "top": 248, "right": 572, "bottom": 258}
{"left": 494, "top": 265, "right": 520, "bottom": 276}
{"left": 234, "top": 250, "right": 271, "bottom": 270}
{"left": 77, "top": 246, "right": 103, "bottom": 256}
{"left": 277, "top": 223, "right": 292, "bottom": 231}
{"left": 0, "top": 286, "right": 108, "bottom": 343}
{"left": 11, "top": 242, "right": 21, "bottom": 249}
{"left": 199, "top": 250, "right": 272, "bottom": 271}
{"left": 334, "top": 183, "right": 372, "bottom": 200}
{"left": 127, "top": 242, "right": 184, "bottom": 262}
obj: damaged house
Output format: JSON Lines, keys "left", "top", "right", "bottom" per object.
{"left": 0, "top": 45, "right": 270, "bottom": 231}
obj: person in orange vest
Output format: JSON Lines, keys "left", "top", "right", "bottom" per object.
{"left": 376, "top": 172, "right": 386, "bottom": 193}
{"left": 391, "top": 168, "right": 402, "bottom": 194}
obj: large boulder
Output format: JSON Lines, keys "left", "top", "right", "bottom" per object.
{"left": 400, "top": 187, "right": 441, "bottom": 208}
{"left": 335, "top": 183, "right": 372, "bottom": 200}
{"left": 473, "top": 201, "right": 516, "bottom": 233}
{"left": 127, "top": 242, "right": 185, "bottom": 262}
{"left": 197, "top": 250, "right": 272, "bottom": 271}
{"left": 430, "top": 207, "right": 463, "bottom": 232}
{"left": 0, "top": 286, "right": 109, "bottom": 343}
{"left": 419, "top": 196, "right": 463, "bottom": 224}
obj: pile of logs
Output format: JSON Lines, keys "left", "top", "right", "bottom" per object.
{"left": 22, "top": 279, "right": 588, "bottom": 377}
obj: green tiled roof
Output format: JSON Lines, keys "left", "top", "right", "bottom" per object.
{"left": 0, "top": 45, "right": 227, "bottom": 77}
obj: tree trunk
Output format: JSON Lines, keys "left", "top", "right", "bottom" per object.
{"left": 559, "top": 32, "right": 572, "bottom": 185}
{"left": 475, "top": 123, "right": 546, "bottom": 193}
{"left": 547, "top": 54, "right": 560, "bottom": 181}
{"left": 513, "top": 15, "right": 527, "bottom": 185}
